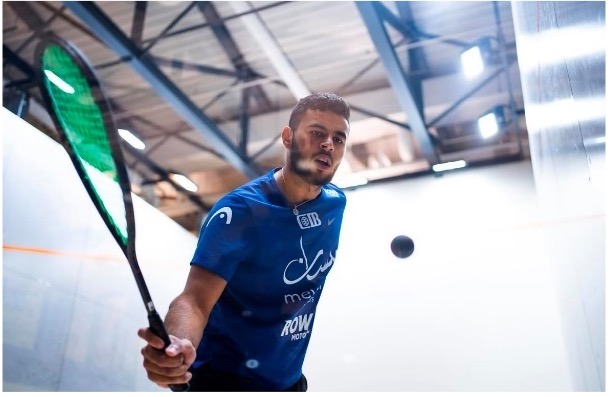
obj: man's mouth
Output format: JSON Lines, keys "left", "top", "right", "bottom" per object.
{"left": 314, "top": 155, "right": 332, "bottom": 170}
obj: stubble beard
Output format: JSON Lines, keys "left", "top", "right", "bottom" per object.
{"left": 289, "top": 140, "right": 339, "bottom": 186}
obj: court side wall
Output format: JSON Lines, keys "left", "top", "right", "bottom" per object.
{"left": 3, "top": 105, "right": 594, "bottom": 391}
{"left": 512, "top": 1, "right": 606, "bottom": 391}
{"left": 304, "top": 160, "right": 575, "bottom": 391}
{"left": 2, "top": 108, "right": 195, "bottom": 391}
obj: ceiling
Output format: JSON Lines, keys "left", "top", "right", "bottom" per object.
{"left": 3, "top": 1, "right": 529, "bottom": 233}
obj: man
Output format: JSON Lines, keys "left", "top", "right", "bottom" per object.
{"left": 138, "top": 93, "right": 351, "bottom": 391}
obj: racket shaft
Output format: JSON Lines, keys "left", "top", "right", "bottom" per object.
{"left": 130, "top": 248, "right": 189, "bottom": 391}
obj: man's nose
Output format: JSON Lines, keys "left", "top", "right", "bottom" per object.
{"left": 321, "top": 136, "right": 334, "bottom": 151}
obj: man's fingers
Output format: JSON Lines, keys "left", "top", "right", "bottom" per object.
{"left": 141, "top": 345, "right": 184, "bottom": 368}
{"left": 148, "top": 370, "right": 192, "bottom": 387}
{"left": 146, "top": 366, "right": 193, "bottom": 386}
{"left": 142, "top": 354, "right": 191, "bottom": 376}
{"left": 138, "top": 328, "right": 196, "bottom": 388}
{"left": 180, "top": 342, "right": 197, "bottom": 367}
{"left": 164, "top": 335, "right": 196, "bottom": 368}
{"left": 137, "top": 327, "right": 165, "bottom": 350}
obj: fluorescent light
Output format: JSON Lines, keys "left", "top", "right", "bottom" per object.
{"left": 432, "top": 160, "right": 467, "bottom": 172}
{"left": 333, "top": 174, "right": 368, "bottom": 189}
{"left": 118, "top": 128, "right": 146, "bottom": 150}
{"left": 170, "top": 173, "right": 198, "bottom": 192}
{"left": 478, "top": 112, "right": 499, "bottom": 138}
{"left": 526, "top": 96, "right": 605, "bottom": 131}
{"left": 584, "top": 136, "right": 606, "bottom": 147}
{"left": 461, "top": 46, "right": 484, "bottom": 78}
{"left": 516, "top": 25, "right": 605, "bottom": 71}
{"left": 44, "top": 70, "right": 75, "bottom": 94}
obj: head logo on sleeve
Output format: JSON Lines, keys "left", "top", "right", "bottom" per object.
{"left": 206, "top": 206, "right": 233, "bottom": 227}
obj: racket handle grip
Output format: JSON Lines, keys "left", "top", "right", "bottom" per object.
{"left": 148, "top": 312, "right": 191, "bottom": 392}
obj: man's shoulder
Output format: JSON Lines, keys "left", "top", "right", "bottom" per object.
{"left": 322, "top": 183, "right": 347, "bottom": 201}
{"left": 217, "top": 170, "right": 275, "bottom": 206}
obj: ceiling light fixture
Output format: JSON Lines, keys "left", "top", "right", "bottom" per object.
{"left": 432, "top": 160, "right": 467, "bottom": 172}
{"left": 118, "top": 128, "right": 146, "bottom": 150}
{"left": 478, "top": 112, "right": 499, "bottom": 139}
{"left": 461, "top": 45, "right": 484, "bottom": 78}
{"left": 169, "top": 173, "right": 198, "bottom": 192}
{"left": 478, "top": 105, "right": 506, "bottom": 139}
{"left": 461, "top": 37, "right": 497, "bottom": 79}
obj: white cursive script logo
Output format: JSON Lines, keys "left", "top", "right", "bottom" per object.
{"left": 283, "top": 237, "right": 335, "bottom": 285}
{"left": 205, "top": 206, "right": 232, "bottom": 227}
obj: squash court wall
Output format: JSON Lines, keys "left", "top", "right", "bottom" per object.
{"left": 4, "top": 105, "right": 587, "bottom": 391}
{"left": 2, "top": 2, "right": 605, "bottom": 388}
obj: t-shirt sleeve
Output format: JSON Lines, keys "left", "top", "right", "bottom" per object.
{"left": 190, "top": 194, "right": 254, "bottom": 281}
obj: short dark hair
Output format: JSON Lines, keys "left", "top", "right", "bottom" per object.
{"left": 288, "top": 93, "right": 350, "bottom": 131}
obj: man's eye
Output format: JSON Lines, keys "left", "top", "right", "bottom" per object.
{"left": 311, "top": 130, "right": 323, "bottom": 136}
{"left": 334, "top": 137, "right": 345, "bottom": 145}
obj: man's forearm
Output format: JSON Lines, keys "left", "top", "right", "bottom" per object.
{"left": 165, "top": 294, "right": 207, "bottom": 350}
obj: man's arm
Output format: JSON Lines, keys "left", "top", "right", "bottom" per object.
{"left": 138, "top": 265, "right": 227, "bottom": 388}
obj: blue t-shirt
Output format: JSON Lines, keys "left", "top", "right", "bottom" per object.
{"left": 190, "top": 168, "right": 346, "bottom": 390}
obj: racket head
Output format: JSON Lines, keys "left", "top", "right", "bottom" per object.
{"left": 33, "top": 32, "right": 136, "bottom": 255}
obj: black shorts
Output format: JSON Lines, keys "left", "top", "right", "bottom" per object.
{"left": 187, "top": 363, "right": 308, "bottom": 392}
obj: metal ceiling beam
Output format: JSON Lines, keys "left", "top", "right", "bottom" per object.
{"left": 6, "top": 2, "right": 45, "bottom": 31}
{"left": 226, "top": 1, "right": 422, "bottom": 158}
{"left": 96, "top": 97, "right": 213, "bottom": 211}
{"left": 208, "top": 5, "right": 416, "bottom": 159}
{"left": 143, "top": 2, "right": 198, "bottom": 53}
{"left": 426, "top": 64, "right": 509, "bottom": 128}
{"left": 130, "top": 1, "right": 147, "bottom": 46}
{"left": 173, "top": 134, "right": 225, "bottom": 160}
{"left": 124, "top": 144, "right": 212, "bottom": 212}
{"left": 152, "top": 56, "right": 243, "bottom": 78}
{"left": 14, "top": 5, "right": 66, "bottom": 54}
{"left": 350, "top": 104, "right": 412, "bottom": 131}
{"left": 96, "top": 2, "right": 198, "bottom": 70}
{"left": 3, "top": 45, "right": 35, "bottom": 80}
{"left": 493, "top": 1, "right": 523, "bottom": 157}
{"left": 356, "top": 1, "right": 438, "bottom": 165}
{"left": 63, "top": 1, "right": 262, "bottom": 179}
{"left": 37, "top": 2, "right": 105, "bottom": 45}
{"left": 375, "top": 2, "right": 470, "bottom": 49}
{"left": 138, "top": 2, "right": 290, "bottom": 51}
{"left": 89, "top": 0, "right": 290, "bottom": 72}
{"left": 197, "top": 2, "right": 272, "bottom": 112}
{"left": 227, "top": 1, "right": 310, "bottom": 99}
{"left": 238, "top": 87, "right": 251, "bottom": 155}
{"left": 396, "top": 2, "right": 427, "bottom": 116}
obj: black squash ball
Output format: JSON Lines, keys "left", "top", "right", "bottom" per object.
{"left": 391, "top": 235, "right": 415, "bottom": 258}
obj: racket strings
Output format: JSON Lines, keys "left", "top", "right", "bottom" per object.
{"left": 41, "top": 44, "right": 128, "bottom": 244}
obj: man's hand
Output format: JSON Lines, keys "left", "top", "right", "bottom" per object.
{"left": 138, "top": 327, "right": 196, "bottom": 388}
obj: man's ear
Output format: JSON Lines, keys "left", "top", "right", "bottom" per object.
{"left": 281, "top": 126, "right": 292, "bottom": 148}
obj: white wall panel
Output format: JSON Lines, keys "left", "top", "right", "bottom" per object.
{"left": 305, "top": 161, "right": 573, "bottom": 391}
{"left": 2, "top": 107, "right": 583, "bottom": 391}
{"left": 2, "top": 109, "right": 194, "bottom": 391}
{"left": 511, "top": 1, "right": 605, "bottom": 391}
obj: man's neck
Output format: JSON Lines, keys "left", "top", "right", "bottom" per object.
{"left": 278, "top": 166, "right": 321, "bottom": 205}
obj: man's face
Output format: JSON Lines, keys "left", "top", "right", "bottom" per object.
{"left": 288, "top": 109, "right": 349, "bottom": 186}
